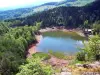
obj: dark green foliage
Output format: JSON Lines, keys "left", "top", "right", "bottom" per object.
{"left": 0, "top": 22, "right": 10, "bottom": 35}
{"left": 76, "top": 51, "right": 86, "bottom": 61}
{"left": 0, "top": 52, "right": 25, "bottom": 75}
{"left": 0, "top": 0, "right": 94, "bottom": 20}
{"left": 9, "top": 0, "right": 100, "bottom": 28}
{"left": 77, "top": 35, "right": 100, "bottom": 61}
{"left": 0, "top": 23, "right": 41, "bottom": 75}
{"left": 93, "top": 21, "right": 100, "bottom": 35}
{"left": 16, "top": 56, "right": 53, "bottom": 75}
{"left": 83, "top": 20, "right": 90, "bottom": 29}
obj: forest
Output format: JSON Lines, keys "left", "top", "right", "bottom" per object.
{"left": 0, "top": 22, "right": 42, "bottom": 75}
{"left": 5, "top": 0, "right": 100, "bottom": 29}
{"left": 0, "top": 0, "right": 94, "bottom": 20}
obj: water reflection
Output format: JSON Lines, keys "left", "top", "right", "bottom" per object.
{"left": 36, "top": 31, "right": 86, "bottom": 55}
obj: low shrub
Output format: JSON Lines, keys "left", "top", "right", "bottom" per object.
{"left": 76, "top": 51, "right": 86, "bottom": 61}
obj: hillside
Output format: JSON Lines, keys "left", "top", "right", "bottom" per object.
{"left": 10, "top": 0, "right": 100, "bottom": 28}
{"left": 0, "top": 0, "right": 94, "bottom": 20}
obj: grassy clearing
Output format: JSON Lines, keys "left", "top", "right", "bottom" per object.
{"left": 48, "top": 50, "right": 67, "bottom": 59}
{"left": 32, "top": 52, "right": 51, "bottom": 60}
{"left": 48, "top": 50, "right": 75, "bottom": 60}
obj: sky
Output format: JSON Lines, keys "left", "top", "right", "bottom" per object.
{"left": 0, "top": 0, "right": 62, "bottom": 10}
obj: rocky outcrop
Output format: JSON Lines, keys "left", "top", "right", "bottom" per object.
{"left": 76, "top": 61, "right": 100, "bottom": 69}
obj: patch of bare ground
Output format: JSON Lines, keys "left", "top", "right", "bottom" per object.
{"left": 27, "top": 44, "right": 38, "bottom": 58}
{"left": 27, "top": 35, "right": 42, "bottom": 58}
{"left": 48, "top": 55, "right": 69, "bottom": 67}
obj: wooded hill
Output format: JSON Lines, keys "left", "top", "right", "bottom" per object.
{"left": 6, "top": 0, "right": 100, "bottom": 28}
{"left": 0, "top": 0, "right": 94, "bottom": 20}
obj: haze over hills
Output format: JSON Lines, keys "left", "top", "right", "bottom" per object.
{"left": 0, "top": 0, "right": 94, "bottom": 20}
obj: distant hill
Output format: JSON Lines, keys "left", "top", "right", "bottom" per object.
{"left": 57, "top": 0, "right": 95, "bottom": 6}
{"left": 9, "top": 0, "right": 100, "bottom": 28}
{"left": 0, "top": 8, "right": 32, "bottom": 20}
{"left": 0, "top": 0, "right": 94, "bottom": 20}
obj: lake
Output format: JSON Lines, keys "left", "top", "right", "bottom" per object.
{"left": 36, "top": 31, "right": 86, "bottom": 55}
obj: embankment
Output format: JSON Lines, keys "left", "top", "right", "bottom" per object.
{"left": 27, "top": 35, "right": 43, "bottom": 58}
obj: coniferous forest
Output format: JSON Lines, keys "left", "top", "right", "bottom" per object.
{"left": 6, "top": 0, "right": 100, "bottom": 29}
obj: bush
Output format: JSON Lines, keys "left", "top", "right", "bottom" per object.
{"left": 76, "top": 51, "right": 86, "bottom": 61}
{"left": 17, "top": 57, "right": 53, "bottom": 75}
{"left": 0, "top": 23, "right": 41, "bottom": 75}
{"left": 77, "top": 35, "right": 100, "bottom": 61}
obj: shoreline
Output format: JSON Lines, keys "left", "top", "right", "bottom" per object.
{"left": 39, "top": 27, "right": 85, "bottom": 37}
{"left": 27, "top": 27, "right": 85, "bottom": 58}
{"left": 27, "top": 35, "right": 43, "bottom": 58}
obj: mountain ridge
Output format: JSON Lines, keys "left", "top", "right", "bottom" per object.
{"left": 9, "top": 0, "right": 100, "bottom": 28}
{"left": 0, "top": 0, "right": 95, "bottom": 20}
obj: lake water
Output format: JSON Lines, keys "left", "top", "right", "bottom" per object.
{"left": 36, "top": 31, "right": 85, "bottom": 55}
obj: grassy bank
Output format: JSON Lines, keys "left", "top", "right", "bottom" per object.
{"left": 39, "top": 27, "right": 85, "bottom": 37}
